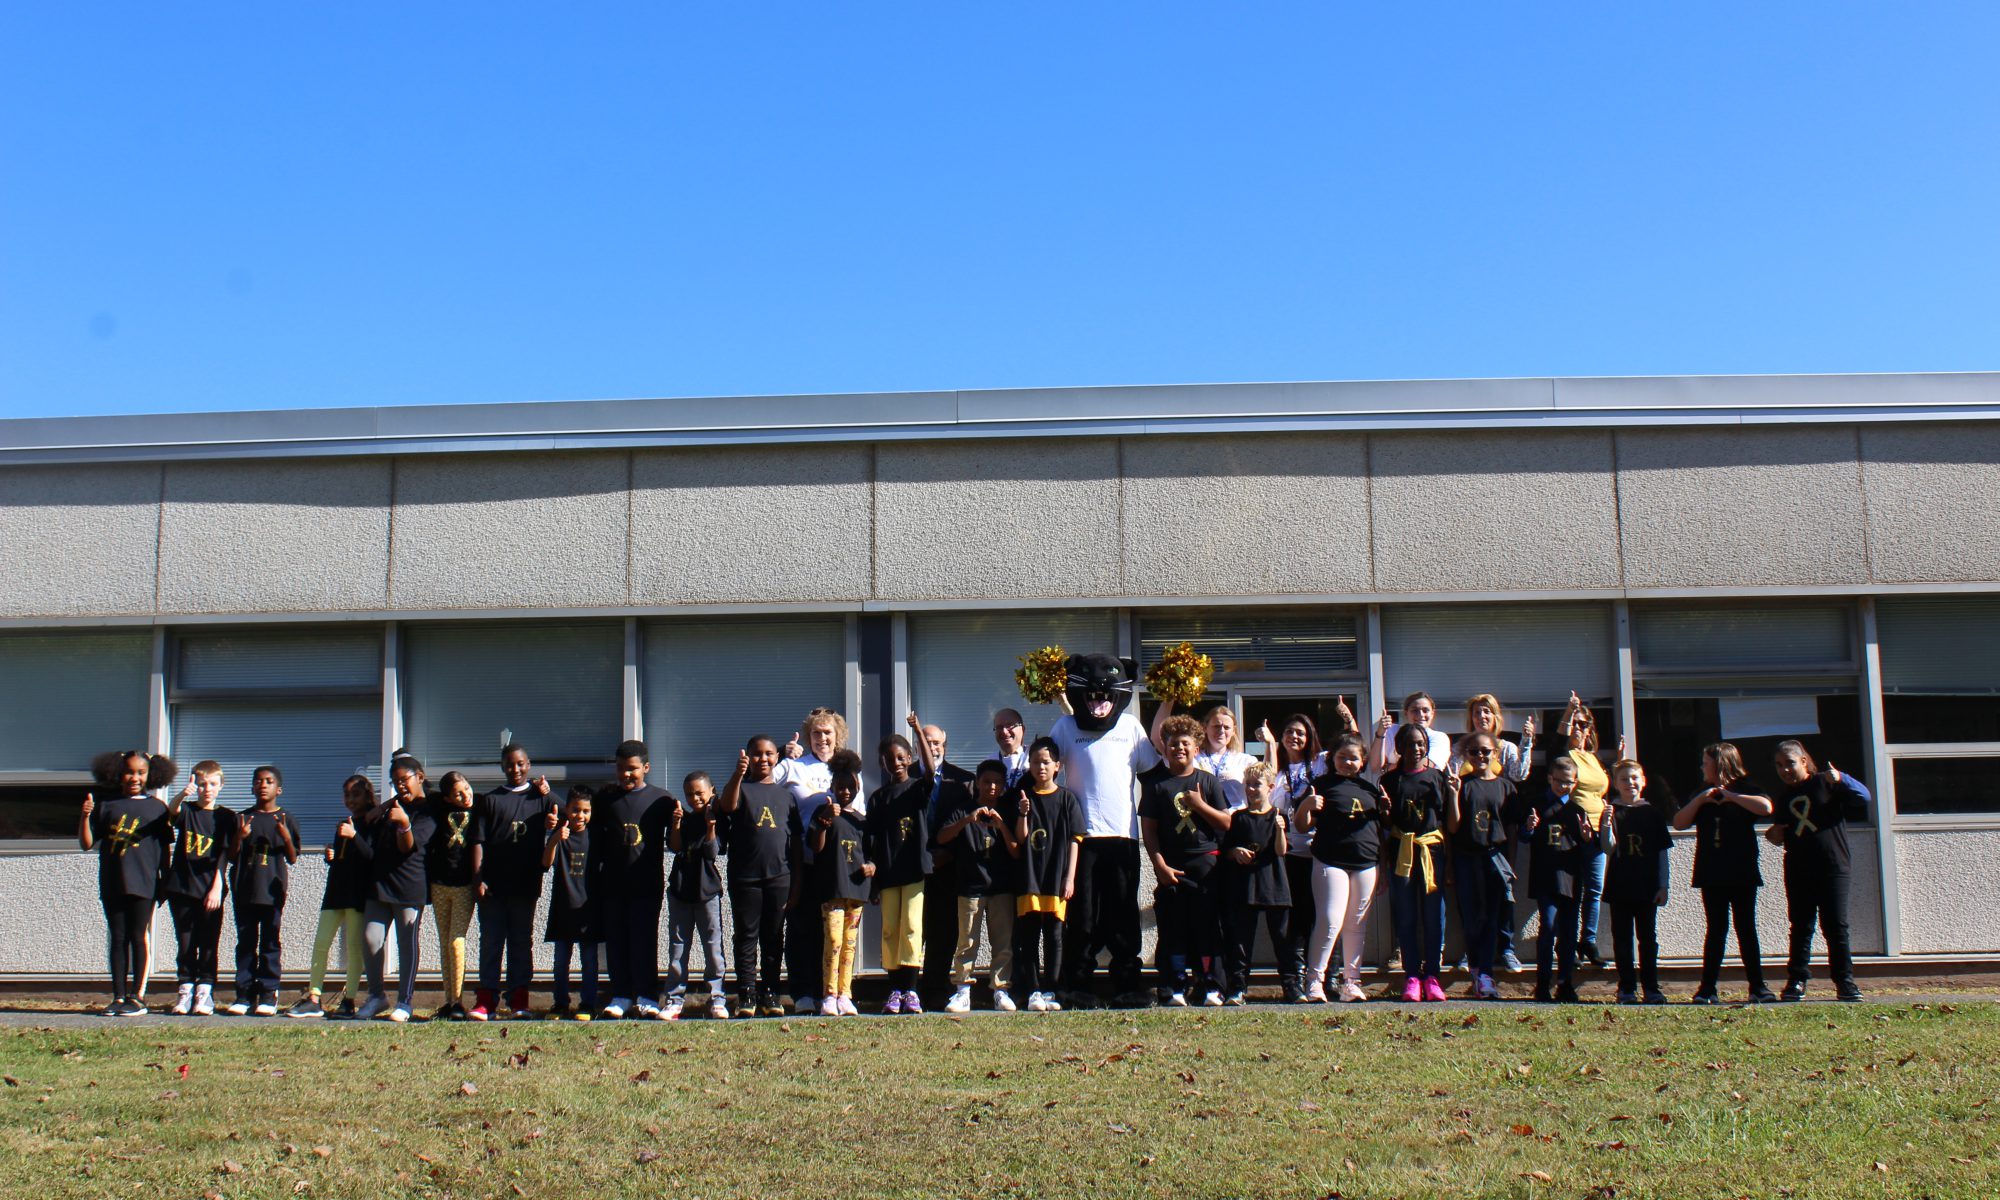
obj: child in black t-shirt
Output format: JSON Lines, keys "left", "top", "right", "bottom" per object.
{"left": 1604, "top": 760, "right": 1671, "bottom": 1005}
{"left": 293, "top": 774, "right": 374, "bottom": 1019}
{"left": 867, "top": 736, "right": 933, "bottom": 1014}
{"left": 590, "top": 739, "right": 675, "bottom": 1020}
{"left": 1295, "top": 735, "right": 1384, "bottom": 1003}
{"left": 1447, "top": 733, "right": 1518, "bottom": 1001}
{"left": 79, "top": 750, "right": 177, "bottom": 1017}
{"left": 1673, "top": 742, "right": 1777, "bottom": 1004}
{"left": 1382, "top": 724, "right": 1455, "bottom": 1003}
{"left": 227, "top": 766, "right": 302, "bottom": 1016}
{"left": 665, "top": 770, "right": 729, "bottom": 1020}
{"left": 164, "top": 760, "right": 231, "bottom": 1016}
{"left": 472, "top": 743, "right": 556, "bottom": 1021}
{"left": 720, "top": 735, "right": 803, "bottom": 1018}
{"left": 1139, "top": 715, "right": 1233, "bottom": 1007}
{"left": 426, "top": 772, "right": 481, "bottom": 1020}
{"left": 1524, "top": 756, "right": 1608, "bottom": 1004}
{"left": 1768, "top": 741, "right": 1871, "bottom": 1002}
{"left": 812, "top": 751, "right": 872, "bottom": 1017}
{"left": 1010, "top": 738, "right": 1083, "bottom": 1013}
{"left": 1216, "top": 763, "right": 1290, "bottom": 1004}
{"left": 937, "top": 759, "right": 1021, "bottom": 1013}
{"left": 543, "top": 785, "right": 599, "bottom": 1020}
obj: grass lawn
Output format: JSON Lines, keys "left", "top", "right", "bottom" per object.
{"left": 2, "top": 1003, "right": 1995, "bottom": 1199}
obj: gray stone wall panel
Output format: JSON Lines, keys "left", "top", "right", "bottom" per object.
{"left": 157, "top": 459, "right": 391, "bottom": 613}
{"left": 1861, "top": 424, "right": 2000, "bottom": 584}
{"left": 1615, "top": 427, "right": 1869, "bottom": 588}
{"left": 876, "top": 439, "right": 1122, "bottom": 601}
{"left": 0, "top": 463, "right": 159, "bottom": 617}
{"left": 1372, "top": 430, "right": 1621, "bottom": 592}
{"left": 1897, "top": 828, "right": 2000, "bottom": 954}
{"left": 390, "top": 452, "right": 630, "bottom": 609}
{"left": 1122, "top": 434, "right": 1372, "bottom": 596}
{"left": 631, "top": 444, "right": 872, "bottom": 604}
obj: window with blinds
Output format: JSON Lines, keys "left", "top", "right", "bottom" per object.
{"left": 0, "top": 631, "right": 151, "bottom": 775}
{"left": 1632, "top": 603, "right": 1855, "bottom": 689}
{"left": 642, "top": 617, "right": 846, "bottom": 788}
{"left": 908, "top": 610, "right": 1119, "bottom": 756}
{"left": 1138, "top": 610, "right": 1360, "bottom": 678}
{"left": 1382, "top": 603, "right": 1614, "bottom": 709}
{"left": 170, "top": 627, "right": 385, "bottom": 836}
{"left": 1876, "top": 595, "right": 2000, "bottom": 815}
{"left": 1878, "top": 596, "right": 2000, "bottom": 696}
{"left": 402, "top": 622, "right": 623, "bottom": 773}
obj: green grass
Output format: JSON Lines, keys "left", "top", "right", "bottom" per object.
{"left": 2, "top": 1003, "right": 1996, "bottom": 1199}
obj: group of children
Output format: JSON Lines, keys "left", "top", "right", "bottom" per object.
{"left": 81, "top": 688, "right": 1872, "bottom": 1018}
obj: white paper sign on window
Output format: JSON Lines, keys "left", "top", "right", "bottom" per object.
{"left": 1718, "top": 696, "right": 1821, "bottom": 741}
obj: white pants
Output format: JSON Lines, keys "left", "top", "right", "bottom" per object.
{"left": 1307, "top": 864, "right": 1378, "bottom": 987}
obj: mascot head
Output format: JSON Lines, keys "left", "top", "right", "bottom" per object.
{"left": 1064, "top": 653, "right": 1137, "bottom": 733}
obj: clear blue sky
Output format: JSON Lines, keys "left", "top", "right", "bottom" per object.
{"left": 4, "top": 4, "right": 1998, "bottom": 418}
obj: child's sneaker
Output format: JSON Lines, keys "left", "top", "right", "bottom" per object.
{"left": 171, "top": 984, "right": 194, "bottom": 1015}
{"left": 945, "top": 985, "right": 973, "bottom": 1014}
{"left": 121, "top": 998, "right": 149, "bottom": 1016}
{"left": 1336, "top": 979, "right": 1368, "bottom": 1004}
{"left": 794, "top": 995, "right": 818, "bottom": 1016}
{"left": 819, "top": 995, "right": 841, "bottom": 1017}
{"left": 662, "top": 997, "right": 685, "bottom": 1021}
{"left": 1499, "top": 949, "right": 1526, "bottom": 974}
{"left": 1421, "top": 977, "right": 1447, "bottom": 1003}
{"left": 757, "top": 995, "right": 786, "bottom": 1018}
{"left": 601, "top": 998, "right": 630, "bottom": 1020}
{"left": 1400, "top": 977, "right": 1423, "bottom": 1004}
{"left": 466, "top": 1001, "right": 492, "bottom": 1022}
{"left": 837, "top": 996, "right": 858, "bottom": 1017}
{"left": 901, "top": 990, "right": 923, "bottom": 1015}
{"left": 1202, "top": 991, "right": 1225, "bottom": 1007}
{"left": 633, "top": 997, "right": 663, "bottom": 1020}
{"left": 253, "top": 998, "right": 279, "bottom": 1017}
{"left": 1225, "top": 992, "right": 1247, "bottom": 1006}
{"left": 708, "top": 994, "right": 730, "bottom": 1020}
{"left": 354, "top": 995, "right": 388, "bottom": 1021}
{"left": 508, "top": 989, "right": 535, "bottom": 1017}
{"left": 1642, "top": 989, "right": 1669, "bottom": 1006}
{"left": 546, "top": 1003, "right": 572, "bottom": 1021}
{"left": 1616, "top": 989, "right": 1638, "bottom": 1005}
{"left": 1474, "top": 973, "right": 1501, "bottom": 1001}
{"left": 193, "top": 984, "right": 216, "bottom": 1016}
{"left": 286, "top": 992, "right": 323, "bottom": 1019}
{"left": 1166, "top": 992, "right": 1188, "bottom": 1007}
{"left": 572, "top": 1010, "right": 593, "bottom": 1022}
{"left": 1024, "top": 992, "right": 1047, "bottom": 1012}
{"left": 225, "top": 995, "right": 251, "bottom": 1016}
{"left": 993, "top": 990, "right": 1017, "bottom": 1012}
{"left": 387, "top": 1004, "right": 412, "bottom": 1023}
{"left": 883, "top": 990, "right": 906, "bottom": 1015}
{"left": 1303, "top": 982, "right": 1328, "bottom": 1003}
{"left": 1042, "top": 993, "right": 1062, "bottom": 1012}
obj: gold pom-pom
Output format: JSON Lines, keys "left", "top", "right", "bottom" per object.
{"left": 1144, "top": 641, "right": 1213, "bottom": 708}
{"left": 1014, "top": 645, "right": 1069, "bottom": 705}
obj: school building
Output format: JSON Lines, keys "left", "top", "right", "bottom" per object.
{"left": 3, "top": 371, "right": 1998, "bottom": 983}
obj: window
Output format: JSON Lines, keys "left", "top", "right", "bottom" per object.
{"left": 909, "top": 610, "right": 1118, "bottom": 758}
{"left": 1877, "top": 596, "right": 2000, "bottom": 816}
{"left": 170, "top": 628, "right": 382, "bottom": 837}
{"left": 642, "top": 617, "right": 846, "bottom": 788}
{"left": 1384, "top": 603, "right": 1614, "bottom": 758}
{"left": 402, "top": 622, "right": 623, "bottom": 785}
{"left": 1631, "top": 603, "right": 1866, "bottom": 808}
{"left": 0, "top": 631, "right": 152, "bottom": 840}
{"left": 1139, "top": 610, "right": 1359, "bottom": 679}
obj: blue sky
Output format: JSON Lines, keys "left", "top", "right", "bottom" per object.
{"left": 3, "top": 4, "right": 1997, "bottom": 418}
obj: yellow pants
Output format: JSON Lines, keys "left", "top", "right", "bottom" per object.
{"left": 429, "top": 884, "right": 476, "bottom": 1003}
{"left": 308, "top": 907, "right": 366, "bottom": 997}
{"left": 954, "top": 894, "right": 1014, "bottom": 991}
{"left": 878, "top": 881, "right": 925, "bottom": 971}
{"left": 821, "top": 900, "right": 864, "bottom": 998}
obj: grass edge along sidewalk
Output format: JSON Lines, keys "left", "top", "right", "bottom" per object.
{"left": 2, "top": 1003, "right": 1996, "bottom": 1200}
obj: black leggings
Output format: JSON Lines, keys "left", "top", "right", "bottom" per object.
{"left": 1785, "top": 867, "right": 1855, "bottom": 990}
{"left": 102, "top": 894, "right": 153, "bottom": 1000}
{"left": 1699, "top": 885, "right": 1766, "bottom": 993}
{"left": 731, "top": 877, "right": 789, "bottom": 997}
{"left": 169, "top": 895, "right": 224, "bottom": 986}
{"left": 1608, "top": 902, "right": 1660, "bottom": 994}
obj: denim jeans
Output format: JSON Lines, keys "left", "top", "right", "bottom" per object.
{"left": 1389, "top": 873, "right": 1445, "bottom": 979}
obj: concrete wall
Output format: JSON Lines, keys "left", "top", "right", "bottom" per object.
{"left": 10, "top": 421, "right": 2000, "bottom": 620}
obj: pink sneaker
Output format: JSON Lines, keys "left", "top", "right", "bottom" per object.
{"left": 1401, "top": 976, "right": 1423, "bottom": 1003}
{"left": 1422, "top": 976, "right": 1448, "bottom": 1003}
{"left": 901, "top": 990, "right": 923, "bottom": 1015}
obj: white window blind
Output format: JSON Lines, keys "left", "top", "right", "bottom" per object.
{"left": 909, "top": 610, "right": 1119, "bottom": 758}
{"left": 177, "top": 629, "right": 380, "bottom": 692}
{"left": 642, "top": 617, "right": 846, "bottom": 786}
{"left": 1139, "top": 611, "right": 1360, "bottom": 676}
{"left": 1878, "top": 596, "right": 2000, "bottom": 695}
{"left": 171, "top": 699, "right": 380, "bottom": 836}
{"left": 1632, "top": 605, "right": 1853, "bottom": 673}
{"left": 0, "top": 632, "right": 151, "bottom": 773}
{"left": 403, "top": 623, "right": 623, "bottom": 768}
{"left": 1383, "top": 603, "right": 1614, "bottom": 708}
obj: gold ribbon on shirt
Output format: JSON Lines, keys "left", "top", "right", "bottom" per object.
{"left": 1395, "top": 829, "right": 1446, "bottom": 894}
{"left": 1789, "top": 794, "right": 1819, "bottom": 837}
{"left": 1173, "top": 791, "right": 1197, "bottom": 836}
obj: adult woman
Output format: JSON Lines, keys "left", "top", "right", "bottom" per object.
{"left": 780, "top": 707, "right": 853, "bottom": 1015}
{"left": 1672, "top": 742, "right": 1777, "bottom": 1004}
{"left": 1448, "top": 694, "right": 1535, "bottom": 782}
{"left": 1370, "top": 692, "right": 1451, "bottom": 775}
{"left": 1548, "top": 693, "right": 1621, "bottom": 968}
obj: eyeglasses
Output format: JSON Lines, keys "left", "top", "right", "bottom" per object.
{"left": 1468, "top": 747, "right": 1495, "bottom": 758}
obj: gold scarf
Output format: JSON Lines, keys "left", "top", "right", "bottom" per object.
{"left": 1395, "top": 829, "right": 1446, "bottom": 894}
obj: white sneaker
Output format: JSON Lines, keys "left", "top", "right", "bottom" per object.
{"left": 253, "top": 1000, "right": 279, "bottom": 1017}
{"left": 1475, "top": 973, "right": 1501, "bottom": 1001}
{"left": 1303, "top": 983, "right": 1328, "bottom": 1003}
{"left": 601, "top": 998, "right": 630, "bottom": 1020}
{"left": 1167, "top": 992, "right": 1188, "bottom": 1007}
{"left": 192, "top": 984, "right": 215, "bottom": 1016}
{"left": 1026, "top": 991, "right": 1049, "bottom": 1012}
{"left": 794, "top": 996, "right": 818, "bottom": 1016}
{"left": 354, "top": 995, "right": 388, "bottom": 1021}
{"left": 1225, "top": 992, "right": 1247, "bottom": 1006}
{"left": 661, "top": 997, "right": 684, "bottom": 1021}
{"left": 1336, "top": 979, "right": 1368, "bottom": 1004}
{"left": 993, "top": 990, "right": 1018, "bottom": 1012}
{"left": 819, "top": 995, "right": 841, "bottom": 1017}
{"left": 708, "top": 994, "right": 730, "bottom": 1020}
{"left": 1202, "top": 991, "right": 1225, "bottom": 1007}
{"left": 387, "top": 1004, "right": 412, "bottom": 1023}
{"left": 633, "top": 997, "right": 662, "bottom": 1020}
{"left": 945, "top": 985, "right": 973, "bottom": 1014}
{"left": 171, "top": 984, "right": 194, "bottom": 1016}
{"left": 837, "top": 996, "right": 858, "bottom": 1017}
{"left": 225, "top": 998, "right": 251, "bottom": 1016}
